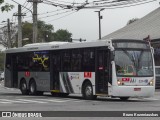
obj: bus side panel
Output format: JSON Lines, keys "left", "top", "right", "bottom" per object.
{"left": 18, "top": 72, "right": 50, "bottom": 92}
{"left": 35, "top": 72, "right": 50, "bottom": 91}
{"left": 59, "top": 72, "right": 75, "bottom": 93}
{"left": 59, "top": 72, "right": 95, "bottom": 95}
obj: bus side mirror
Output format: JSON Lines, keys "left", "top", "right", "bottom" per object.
{"left": 111, "top": 51, "right": 115, "bottom": 61}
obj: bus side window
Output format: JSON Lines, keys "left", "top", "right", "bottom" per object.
{"left": 71, "top": 49, "right": 82, "bottom": 71}
{"left": 62, "top": 51, "right": 71, "bottom": 71}
{"left": 82, "top": 49, "right": 95, "bottom": 71}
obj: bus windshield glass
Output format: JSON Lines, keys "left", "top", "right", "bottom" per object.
{"left": 115, "top": 49, "right": 153, "bottom": 77}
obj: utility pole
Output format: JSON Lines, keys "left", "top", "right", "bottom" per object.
{"left": 95, "top": 8, "right": 104, "bottom": 40}
{"left": 7, "top": 19, "right": 11, "bottom": 48}
{"left": 13, "top": 5, "right": 26, "bottom": 47}
{"left": 28, "top": 0, "right": 43, "bottom": 43}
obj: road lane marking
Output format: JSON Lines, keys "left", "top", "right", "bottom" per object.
{"left": 0, "top": 98, "right": 97, "bottom": 104}
{"left": 143, "top": 98, "right": 159, "bottom": 101}
{"left": 131, "top": 98, "right": 159, "bottom": 101}
{"left": 35, "top": 99, "right": 70, "bottom": 103}
{"left": 0, "top": 99, "right": 29, "bottom": 103}
{"left": 16, "top": 99, "right": 47, "bottom": 103}
{"left": 0, "top": 101, "right": 12, "bottom": 104}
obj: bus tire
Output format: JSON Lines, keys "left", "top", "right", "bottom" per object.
{"left": 29, "top": 80, "right": 37, "bottom": 95}
{"left": 37, "top": 91, "right": 44, "bottom": 96}
{"left": 82, "top": 81, "right": 96, "bottom": 100}
{"left": 120, "top": 97, "right": 129, "bottom": 101}
{"left": 59, "top": 93, "right": 69, "bottom": 97}
{"left": 20, "top": 79, "right": 29, "bottom": 95}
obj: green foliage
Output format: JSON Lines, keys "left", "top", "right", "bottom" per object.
{"left": 0, "top": 0, "right": 14, "bottom": 12}
{"left": 14, "top": 20, "right": 72, "bottom": 46}
{"left": 0, "top": 0, "right": 4, "bottom": 4}
{"left": 0, "top": 52, "right": 4, "bottom": 71}
{"left": 22, "top": 21, "right": 33, "bottom": 45}
{"left": 37, "top": 20, "right": 54, "bottom": 42}
{"left": 12, "top": 21, "right": 32, "bottom": 47}
{"left": 54, "top": 29, "right": 72, "bottom": 42}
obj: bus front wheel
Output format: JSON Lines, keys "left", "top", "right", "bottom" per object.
{"left": 120, "top": 97, "right": 129, "bottom": 101}
{"left": 82, "top": 81, "right": 97, "bottom": 100}
{"left": 20, "top": 80, "right": 29, "bottom": 95}
{"left": 29, "top": 80, "right": 37, "bottom": 95}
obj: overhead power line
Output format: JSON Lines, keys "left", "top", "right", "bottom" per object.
{"left": 42, "top": 0, "right": 156, "bottom": 11}
{"left": 43, "top": 0, "right": 89, "bottom": 10}
{"left": 11, "top": 0, "right": 32, "bottom": 13}
{"left": 23, "top": 4, "right": 33, "bottom": 14}
{"left": 43, "top": 0, "right": 83, "bottom": 5}
{"left": 46, "top": 11, "right": 77, "bottom": 22}
{"left": 38, "top": 10, "right": 73, "bottom": 19}
{"left": 21, "top": 0, "right": 28, "bottom": 11}
{"left": 83, "top": 0, "right": 157, "bottom": 9}
{"left": 24, "top": 8, "right": 65, "bottom": 19}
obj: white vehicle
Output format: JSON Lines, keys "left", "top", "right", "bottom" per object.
{"left": 4, "top": 39, "right": 155, "bottom": 100}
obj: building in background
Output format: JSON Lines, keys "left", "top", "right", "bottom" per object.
{"left": 102, "top": 7, "right": 160, "bottom": 66}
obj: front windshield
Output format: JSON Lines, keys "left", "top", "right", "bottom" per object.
{"left": 115, "top": 49, "right": 153, "bottom": 77}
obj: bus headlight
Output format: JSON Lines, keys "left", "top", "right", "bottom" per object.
{"left": 149, "top": 80, "right": 154, "bottom": 86}
{"left": 117, "top": 80, "right": 123, "bottom": 86}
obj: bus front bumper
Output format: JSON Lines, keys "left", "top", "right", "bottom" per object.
{"left": 111, "top": 86, "right": 155, "bottom": 98}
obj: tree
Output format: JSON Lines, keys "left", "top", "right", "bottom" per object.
{"left": 12, "top": 21, "right": 54, "bottom": 47}
{"left": 37, "top": 20, "right": 54, "bottom": 42}
{"left": 21, "top": 21, "right": 33, "bottom": 45}
{"left": 13, "top": 20, "right": 72, "bottom": 47}
{"left": 0, "top": 0, "right": 14, "bottom": 12}
{"left": 0, "top": 24, "right": 18, "bottom": 48}
{"left": 53, "top": 29, "right": 72, "bottom": 42}
{"left": 127, "top": 18, "right": 139, "bottom": 25}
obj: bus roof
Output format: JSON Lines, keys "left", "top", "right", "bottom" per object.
{"left": 5, "top": 39, "right": 112, "bottom": 53}
{"left": 5, "top": 39, "right": 146, "bottom": 53}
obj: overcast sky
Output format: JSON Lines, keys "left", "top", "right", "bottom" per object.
{"left": 0, "top": 0, "right": 159, "bottom": 42}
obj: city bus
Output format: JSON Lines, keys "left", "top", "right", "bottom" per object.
{"left": 4, "top": 39, "right": 155, "bottom": 100}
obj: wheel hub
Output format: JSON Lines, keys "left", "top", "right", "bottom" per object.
{"left": 22, "top": 83, "right": 26, "bottom": 90}
{"left": 30, "top": 84, "right": 35, "bottom": 93}
{"left": 85, "top": 86, "right": 92, "bottom": 96}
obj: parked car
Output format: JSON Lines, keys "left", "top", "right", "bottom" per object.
{"left": 155, "top": 66, "right": 160, "bottom": 89}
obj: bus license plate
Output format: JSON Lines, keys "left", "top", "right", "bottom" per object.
{"left": 134, "top": 88, "right": 141, "bottom": 91}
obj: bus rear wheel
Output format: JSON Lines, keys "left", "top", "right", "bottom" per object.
{"left": 120, "top": 97, "right": 129, "bottom": 101}
{"left": 82, "top": 81, "right": 97, "bottom": 100}
{"left": 37, "top": 91, "right": 44, "bottom": 96}
{"left": 29, "top": 80, "right": 37, "bottom": 95}
{"left": 20, "top": 80, "right": 29, "bottom": 95}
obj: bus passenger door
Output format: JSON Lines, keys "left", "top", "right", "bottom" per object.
{"left": 12, "top": 55, "right": 18, "bottom": 88}
{"left": 50, "top": 52, "right": 61, "bottom": 91}
{"left": 96, "top": 50, "right": 110, "bottom": 94}
{"left": 5, "top": 54, "right": 18, "bottom": 88}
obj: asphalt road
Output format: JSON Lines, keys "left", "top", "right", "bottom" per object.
{"left": 0, "top": 80, "right": 160, "bottom": 120}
